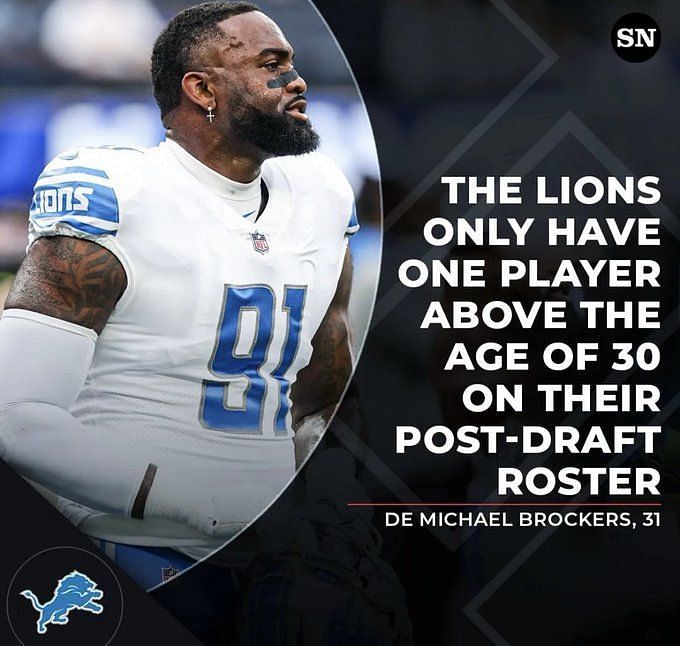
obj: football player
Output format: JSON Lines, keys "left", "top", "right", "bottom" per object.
{"left": 0, "top": 1, "right": 359, "bottom": 588}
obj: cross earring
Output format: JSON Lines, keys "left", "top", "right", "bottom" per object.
{"left": 207, "top": 106, "right": 215, "bottom": 124}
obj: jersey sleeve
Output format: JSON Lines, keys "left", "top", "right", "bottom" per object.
{"left": 306, "top": 152, "right": 359, "bottom": 239}
{"left": 346, "top": 201, "right": 360, "bottom": 237}
{"left": 28, "top": 150, "right": 121, "bottom": 251}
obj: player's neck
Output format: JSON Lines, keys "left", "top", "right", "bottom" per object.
{"left": 166, "top": 131, "right": 265, "bottom": 184}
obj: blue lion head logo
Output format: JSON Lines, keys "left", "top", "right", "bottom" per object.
{"left": 20, "top": 570, "right": 104, "bottom": 634}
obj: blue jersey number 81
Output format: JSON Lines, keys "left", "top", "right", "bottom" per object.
{"left": 200, "top": 284, "right": 306, "bottom": 435}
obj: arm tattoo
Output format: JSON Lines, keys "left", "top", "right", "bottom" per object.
{"left": 291, "top": 249, "right": 354, "bottom": 427}
{"left": 4, "top": 236, "right": 127, "bottom": 334}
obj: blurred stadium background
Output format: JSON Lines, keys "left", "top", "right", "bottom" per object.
{"left": 0, "top": 0, "right": 381, "bottom": 343}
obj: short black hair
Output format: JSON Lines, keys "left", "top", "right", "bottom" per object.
{"left": 151, "top": 1, "right": 260, "bottom": 122}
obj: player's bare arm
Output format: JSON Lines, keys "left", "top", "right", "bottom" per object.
{"left": 291, "top": 247, "right": 354, "bottom": 465}
{"left": 5, "top": 236, "right": 126, "bottom": 334}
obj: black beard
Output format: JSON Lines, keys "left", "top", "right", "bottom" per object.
{"left": 229, "top": 99, "right": 320, "bottom": 157}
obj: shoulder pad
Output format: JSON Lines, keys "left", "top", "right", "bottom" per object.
{"left": 28, "top": 146, "right": 147, "bottom": 241}
{"left": 30, "top": 155, "right": 119, "bottom": 238}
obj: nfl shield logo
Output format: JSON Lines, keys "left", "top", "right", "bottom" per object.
{"left": 162, "top": 566, "right": 180, "bottom": 583}
{"left": 251, "top": 231, "right": 269, "bottom": 254}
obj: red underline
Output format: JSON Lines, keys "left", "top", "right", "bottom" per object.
{"left": 346, "top": 502, "right": 661, "bottom": 507}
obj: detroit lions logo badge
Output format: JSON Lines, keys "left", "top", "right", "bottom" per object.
{"left": 20, "top": 570, "right": 104, "bottom": 634}
{"left": 251, "top": 231, "right": 270, "bottom": 254}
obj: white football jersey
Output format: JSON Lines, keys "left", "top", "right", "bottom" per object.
{"left": 28, "top": 140, "right": 357, "bottom": 557}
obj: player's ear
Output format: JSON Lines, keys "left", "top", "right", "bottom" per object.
{"left": 181, "top": 71, "right": 215, "bottom": 112}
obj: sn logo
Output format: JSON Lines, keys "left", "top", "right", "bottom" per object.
{"left": 612, "top": 13, "right": 660, "bottom": 62}
{"left": 616, "top": 27, "right": 657, "bottom": 48}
